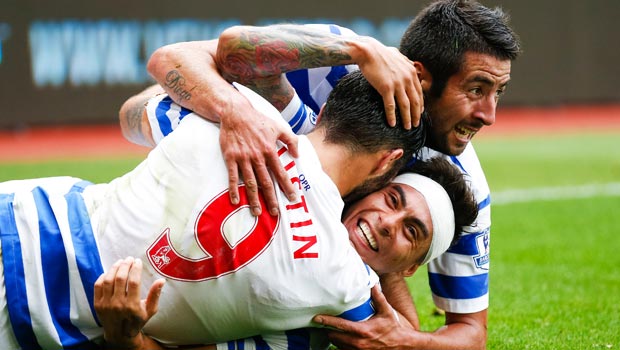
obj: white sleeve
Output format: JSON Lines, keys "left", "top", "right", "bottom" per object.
{"left": 144, "top": 94, "right": 195, "bottom": 145}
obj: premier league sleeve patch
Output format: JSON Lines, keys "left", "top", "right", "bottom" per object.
{"left": 473, "top": 230, "right": 490, "bottom": 270}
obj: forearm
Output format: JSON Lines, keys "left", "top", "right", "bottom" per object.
{"left": 118, "top": 84, "right": 162, "bottom": 147}
{"left": 409, "top": 310, "right": 488, "bottom": 350}
{"left": 378, "top": 268, "right": 487, "bottom": 349}
{"left": 146, "top": 40, "right": 246, "bottom": 123}
{"left": 379, "top": 273, "right": 420, "bottom": 330}
{"left": 215, "top": 24, "right": 378, "bottom": 110}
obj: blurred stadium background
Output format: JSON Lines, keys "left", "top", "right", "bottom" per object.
{"left": 0, "top": 0, "right": 619, "bottom": 128}
{"left": 0, "top": 0, "right": 619, "bottom": 349}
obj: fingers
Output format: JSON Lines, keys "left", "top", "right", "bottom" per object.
{"left": 239, "top": 163, "right": 262, "bottom": 216}
{"left": 144, "top": 278, "right": 166, "bottom": 318}
{"left": 125, "top": 258, "right": 144, "bottom": 301}
{"left": 394, "top": 90, "right": 412, "bottom": 130}
{"left": 281, "top": 130, "right": 299, "bottom": 159}
{"left": 369, "top": 284, "right": 393, "bottom": 316}
{"left": 226, "top": 162, "right": 241, "bottom": 206}
{"left": 312, "top": 314, "right": 359, "bottom": 334}
{"left": 253, "top": 161, "right": 278, "bottom": 216}
{"left": 409, "top": 65, "right": 424, "bottom": 128}
{"left": 383, "top": 96, "right": 398, "bottom": 128}
{"left": 113, "top": 257, "right": 135, "bottom": 298}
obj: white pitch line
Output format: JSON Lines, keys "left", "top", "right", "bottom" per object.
{"left": 492, "top": 182, "right": 620, "bottom": 205}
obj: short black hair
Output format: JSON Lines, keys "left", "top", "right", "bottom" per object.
{"left": 320, "top": 70, "right": 428, "bottom": 202}
{"left": 400, "top": 0, "right": 521, "bottom": 98}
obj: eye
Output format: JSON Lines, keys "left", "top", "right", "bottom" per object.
{"left": 469, "top": 87, "right": 483, "bottom": 97}
{"left": 495, "top": 87, "right": 506, "bottom": 98}
{"left": 389, "top": 193, "right": 398, "bottom": 207}
{"left": 406, "top": 225, "right": 417, "bottom": 243}
{"left": 408, "top": 224, "right": 417, "bottom": 235}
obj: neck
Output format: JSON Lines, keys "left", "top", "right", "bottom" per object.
{"left": 306, "top": 131, "right": 378, "bottom": 197}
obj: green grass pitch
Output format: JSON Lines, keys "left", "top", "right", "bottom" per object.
{"left": 1, "top": 132, "right": 618, "bottom": 349}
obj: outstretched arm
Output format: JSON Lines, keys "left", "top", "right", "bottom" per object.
{"left": 313, "top": 281, "right": 488, "bottom": 350}
{"left": 215, "top": 24, "right": 423, "bottom": 128}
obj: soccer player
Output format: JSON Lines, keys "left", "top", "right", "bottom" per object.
{"left": 0, "top": 71, "right": 473, "bottom": 349}
{"left": 141, "top": 0, "right": 521, "bottom": 348}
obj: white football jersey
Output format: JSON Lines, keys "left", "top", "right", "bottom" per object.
{"left": 0, "top": 85, "right": 377, "bottom": 349}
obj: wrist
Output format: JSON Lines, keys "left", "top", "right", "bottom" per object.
{"left": 348, "top": 36, "right": 380, "bottom": 64}
{"left": 104, "top": 331, "right": 144, "bottom": 350}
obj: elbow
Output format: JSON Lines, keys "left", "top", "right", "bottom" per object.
{"left": 216, "top": 26, "right": 253, "bottom": 82}
{"left": 146, "top": 43, "right": 182, "bottom": 81}
{"left": 118, "top": 99, "right": 134, "bottom": 142}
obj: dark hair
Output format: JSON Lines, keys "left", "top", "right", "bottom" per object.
{"left": 400, "top": 157, "right": 478, "bottom": 246}
{"left": 320, "top": 70, "right": 428, "bottom": 202}
{"left": 400, "top": 0, "right": 521, "bottom": 98}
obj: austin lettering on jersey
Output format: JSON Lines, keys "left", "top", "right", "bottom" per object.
{"left": 279, "top": 145, "right": 318, "bottom": 260}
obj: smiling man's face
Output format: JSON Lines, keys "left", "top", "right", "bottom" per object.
{"left": 342, "top": 183, "right": 433, "bottom": 276}
{"left": 425, "top": 52, "right": 512, "bottom": 155}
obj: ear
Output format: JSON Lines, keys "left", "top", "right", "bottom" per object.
{"left": 402, "top": 264, "right": 420, "bottom": 277}
{"left": 372, "top": 148, "right": 404, "bottom": 176}
{"left": 414, "top": 61, "right": 432, "bottom": 94}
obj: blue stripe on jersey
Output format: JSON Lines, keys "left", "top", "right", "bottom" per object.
{"left": 0, "top": 193, "right": 42, "bottom": 350}
{"left": 155, "top": 96, "right": 193, "bottom": 137}
{"left": 325, "top": 66, "right": 349, "bottom": 88}
{"left": 428, "top": 272, "right": 488, "bottom": 299}
{"left": 337, "top": 296, "right": 375, "bottom": 321}
{"left": 447, "top": 231, "right": 487, "bottom": 255}
{"left": 328, "top": 24, "right": 342, "bottom": 34}
{"left": 252, "top": 335, "right": 270, "bottom": 350}
{"left": 65, "top": 181, "right": 103, "bottom": 326}
{"left": 33, "top": 187, "right": 97, "bottom": 349}
{"left": 449, "top": 155, "right": 466, "bottom": 173}
{"left": 286, "top": 70, "right": 321, "bottom": 114}
{"left": 478, "top": 194, "right": 491, "bottom": 211}
{"left": 285, "top": 328, "right": 310, "bottom": 350}
{"left": 155, "top": 96, "right": 174, "bottom": 136}
{"left": 178, "top": 105, "right": 192, "bottom": 121}
{"left": 288, "top": 103, "right": 308, "bottom": 134}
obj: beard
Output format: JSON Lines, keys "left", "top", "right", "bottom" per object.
{"left": 343, "top": 168, "right": 398, "bottom": 205}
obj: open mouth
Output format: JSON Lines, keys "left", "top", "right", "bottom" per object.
{"left": 455, "top": 125, "right": 477, "bottom": 141}
{"left": 358, "top": 221, "right": 378, "bottom": 251}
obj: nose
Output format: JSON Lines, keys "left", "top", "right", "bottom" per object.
{"left": 379, "top": 212, "right": 402, "bottom": 238}
{"left": 474, "top": 95, "right": 497, "bottom": 126}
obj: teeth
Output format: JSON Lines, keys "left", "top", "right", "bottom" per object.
{"left": 455, "top": 126, "right": 476, "bottom": 139}
{"left": 359, "top": 222, "right": 378, "bottom": 251}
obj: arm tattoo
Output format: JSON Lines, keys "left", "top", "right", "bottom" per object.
{"left": 125, "top": 100, "right": 148, "bottom": 144}
{"left": 164, "top": 70, "right": 194, "bottom": 101}
{"left": 218, "top": 25, "right": 353, "bottom": 108}
{"left": 219, "top": 25, "right": 353, "bottom": 82}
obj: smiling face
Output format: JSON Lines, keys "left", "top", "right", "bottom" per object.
{"left": 425, "top": 52, "right": 512, "bottom": 155}
{"left": 342, "top": 183, "right": 434, "bottom": 276}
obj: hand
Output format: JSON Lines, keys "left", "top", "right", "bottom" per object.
{"left": 219, "top": 97, "right": 299, "bottom": 216}
{"left": 94, "top": 257, "right": 165, "bottom": 349}
{"left": 355, "top": 39, "right": 424, "bottom": 129}
{"left": 313, "top": 285, "right": 416, "bottom": 350}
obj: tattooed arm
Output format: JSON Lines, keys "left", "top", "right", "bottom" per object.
{"left": 216, "top": 24, "right": 423, "bottom": 128}
{"left": 119, "top": 84, "right": 164, "bottom": 147}
{"left": 147, "top": 40, "right": 299, "bottom": 216}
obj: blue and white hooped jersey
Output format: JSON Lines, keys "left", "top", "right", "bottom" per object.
{"left": 0, "top": 85, "right": 378, "bottom": 350}
{"left": 0, "top": 177, "right": 104, "bottom": 350}
{"left": 147, "top": 23, "right": 493, "bottom": 316}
